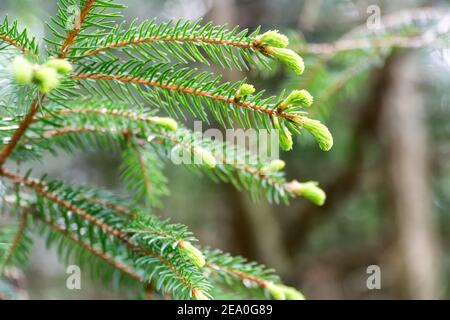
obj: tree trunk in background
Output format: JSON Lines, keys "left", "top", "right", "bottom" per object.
{"left": 380, "top": 53, "right": 441, "bottom": 299}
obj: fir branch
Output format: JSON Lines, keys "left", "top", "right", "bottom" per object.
{"left": 26, "top": 115, "right": 296, "bottom": 203}
{"left": 0, "top": 17, "right": 38, "bottom": 55}
{"left": 58, "top": 0, "right": 96, "bottom": 58}
{"left": 74, "top": 19, "right": 269, "bottom": 70}
{"left": 70, "top": 71, "right": 299, "bottom": 128}
{"left": 2, "top": 214, "right": 28, "bottom": 266}
{"left": 0, "top": 169, "right": 211, "bottom": 299}
{"left": 120, "top": 137, "right": 169, "bottom": 207}
{"left": 28, "top": 207, "right": 143, "bottom": 282}
{"left": 0, "top": 95, "right": 45, "bottom": 167}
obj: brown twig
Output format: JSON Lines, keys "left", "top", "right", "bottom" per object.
{"left": 59, "top": 0, "right": 95, "bottom": 59}
{"left": 0, "top": 34, "right": 31, "bottom": 55}
{"left": 0, "top": 1, "right": 95, "bottom": 168}
{"left": 27, "top": 208, "right": 143, "bottom": 282}
{"left": 84, "top": 35, "right": 260, "bottom": 56}
{"left": 0, "top": 96, "right": 45, "bottom": 167}
{"left": 71, "top": 72, "right": 300, "bottom": 124}
{"left": 3, "top": 213, "right": 27, "bottom": 264}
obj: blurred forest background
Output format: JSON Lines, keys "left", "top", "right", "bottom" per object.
{"left": 1, "top": 0, "right": 450, "bottom": 299}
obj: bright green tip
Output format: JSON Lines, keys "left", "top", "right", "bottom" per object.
{"left": 286, "top": 180, "right": 326, "bottom": 206}
{"left": 12, "top": 56, "right": 34, "bottom": 85}
{"left": 261, "top": 159, "right": 286, "bottom": 174}
{"left": 269, "top": 159, "right": 286, "bottom": 172}
{"left": 235, "top": 83, "right": 256, "bottom": 98}
{"left": 149, "top": 117, "right": 178, "bottom": 131}
{"left": 267, "top": 47, "right": 305, "bottom": 75}
{"left": 278, "top": 127, "right": 293, "bottom": 151}
{"left": 283, "top": 89, "right": 314, "bottom": 108}
{"left": 192, "top": 289, "right": 210, "bottom": 300}
{"left": 301, "top": 117, "right": 333, "bottom": 151}
{"left": 257, "top": 30, "right": 289, "bottom": 48}
{"left": 196, "top": 148, "right": 217, "bottom": 168}
{"left": 179, "top": 241, "right": 206, "bottom": 268}
{"left": 267, "top": 283, "right": 286, "bottom": 300}
{"left": 33, "top": 66, "right": 60, "bottom": 93}
{"left": 45, "top": 58, "right": 73, "bottom": 74}
{"left": 282, "top": 286, "right": 306, "bottom": 300}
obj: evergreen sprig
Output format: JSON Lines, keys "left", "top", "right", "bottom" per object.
{"left": 73, "top": 18, "right": 269, "bottom": 70}
{"left": 0, "top": 0, "right": 331, "bottom": 300}
{"left": 0, "top": 17, "right": 38, "bottom": 55}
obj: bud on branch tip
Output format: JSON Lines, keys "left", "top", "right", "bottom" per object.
{"left": 266, "top": 47, "right": 305, "bottom": 75}
{"left": 235, "top": 83, "right": 255, "bottom": 99}
{"left": 261, "top": 159, "right": 285, "bottom": 174}
{"left": 45, "top": 58, "right": 73, "bottom": 74}
{"left": 178, "top": 240, "right": 206, "bottom": 268}
{"left": 282, "top": 89, "right": 314, "bottom": 108}
{"left": 12, "top": 56, "right": 33, "bottom": 85}
{"left": 286, "top": 180, "right": 326, "bottom": 206}
{"left": 196, "top": 148, "right": 217, "bottom": 169}
{"left": 256, "top": 30, "right": 289, "bottom": 48}
{"left": 12, "top": 56, "right": 72, "bottom": 93}
{"left": 192, "top": 288, "right": 210, "bottom": 300}
{"left": 149, "top": 117, "right": 178, "bottom": 131}
{"left": 301, "top": 117, "right": 334, "bottom": 151}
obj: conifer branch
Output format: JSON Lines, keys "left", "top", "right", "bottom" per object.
{"left": 27, "top": 208, "right": 143, "bottom": 282}
{"left": 84, "top": 30, "right": 259, "bottom": 56}
{"left": 2, "top": 214, "right": 27, "bottom": 265}
{"left": 71, "top": 72, "right": 299, "bottom": 124}
{"left": 0, "top": 35, "right": 30, "bottom": 55}
{"left": 0, "top": 17, "right": 38, "bottom": 55}
{"left": 0, "top": 168, "right": 209, "bottom": 299}
{"left": 27, "top": 121, "right": 296, "bottom": 203}
{"left": 0, "top": 95, "right": 45, "bottom": 167}
{"left": 58, "top": 0, "right": 95, "bottom": 58}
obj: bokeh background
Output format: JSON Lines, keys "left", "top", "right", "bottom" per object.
{"left": 1, "top": 0, "right": 450, "bottom": 299}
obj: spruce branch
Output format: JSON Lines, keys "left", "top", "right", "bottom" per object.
{"left": 58, "top": 0, "right": 96, "bottom": 59}
{"left": 0, "top": 95, "right": 45, "bottom": 167}
{"left": 0, "top": 17, "right": 38, "bottom": 55}
{"left": 0, "top": 168, "right": 211, "bottom": 299}
{"left": 27, "top": 207, "right": 143, "bottom": 282}
{"left": 70, "top": 71, "right": 299, "bottom": 127}
{"left": 1, "top": 214, "right": 28, "bottom": 267}
{"left": 0, "top": 0, "right": 97, "bottom": 167}
{"left": 28, "top": 106, "right": 319, "bottom": 204}
{"left": 74, "top": 19, "right": 270, "bottom": 70}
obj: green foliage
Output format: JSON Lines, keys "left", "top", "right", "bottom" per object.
{"left": 0, "top": 17, "right": 38, "bottom": 55}
{"left": 0, "top": 0, "right": 335, "bottom": 300}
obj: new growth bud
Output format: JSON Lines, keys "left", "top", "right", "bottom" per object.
{"left": 261, "top": 159, "right": 285, "bottom": 175}
{"left": 45, "top": 58, "right": 73, "bottom": 74}
{"left": 282, "top": 89, "right": 314, "bottom": 108}
{"left": 256, "top": 30, "right": 289, "bottom": 48}
{"left": 265, "top": 47, "right": 305, "bottom": 75}
{"left": 282, "top": 286, "right": 306, "bottom": 300}
{"left": 267, "top": 283, "right": 286, "bottom": 300}
{"left": 12, "top": 56, "right": 34, "bottom": 85}
{"left": 267, "top": 282, "right": 306, "bottom": 300}
{"left": 279, "top": 126, "right": 293, "bottom": 151}
{"left": 286, "top": 180, "right": 326, "bottom": 206}
{"left": 235, "top": 83, "right": 255, "bottom": 99}
{"left": 195, "top": 148, "right": 217, "bottom": 168}
{"left": 12, "top": 56, "right": 72, "bottom": 93}
{"left": 301, "top": 117, "right": 333, "bottom": 151}
{"left": 149, "top": 117, "right": 178, "bottom": 131}
{"left": 33, "top": 66, "right": 60, "bottom": 94}
{"left": 192, "top": 288, "right": 210, "bottom": 300}
{"left": 178, "top": 240, "right": 206, "bottom": 268}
